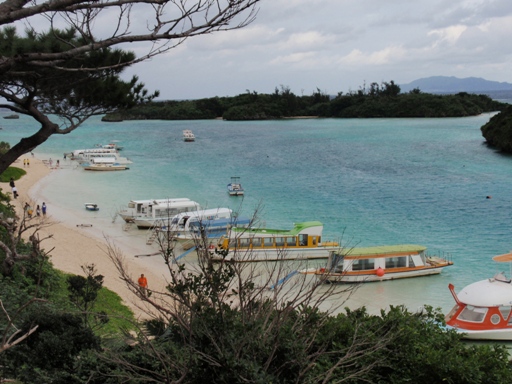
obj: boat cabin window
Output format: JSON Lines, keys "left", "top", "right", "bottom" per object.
{"left": 275, "top": 237, "right": 285, "bottom": 247}
{"left": 128, "top": 202, "right": 136, "bottom": 209}
{"left": 312, "top": 236, "right": 318, "bottom": 246}
{"left": 385, "top": 257, "right": 407, "bottom": 269}
{"left": 263, "top": 237, "right": 274, "bottom": 247}
{"left": 252, "top": 238, "right": 262, "bottom": 247}
{"left": 499, "top": 306, "right": 511, "bottom": 321}
{"left": 408, "top": 255, "right": 425, "bottom": 267}
{"left": 351, "top": 258, "right": 375, "bottom": 271}
{"left": 457, "top": 305, "right": 487, "bottom": 323}
{"left": 239, "top": 238, "right": 251, "bottom": 247}
{"left": 329, "top": 254, "right": 344, "bottom": 273}
{"left": 300, "top": 234, "right": 308, "bottom": 246}
{"left": 285, "top": 237, "right": 296, "bottom": 246}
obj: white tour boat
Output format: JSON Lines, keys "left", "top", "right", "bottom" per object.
{"left": 183, "top": 130, "right": 195, "bottom": 142}
{"left": 82, "top": 157, "right": 129, "bottom": 171}
{"left": 159, "top": 208, "right": 251, "bottom": 241}
{"left": 132, "top": 199, "right": 201, "bottom": 229}
{"left": 227, "top": 176, "right": 244, "bottom": 196}
{"left": 209, "top": 221, "right": 339, "bottom": 262}
{"left": 67, "top": 148, "right": 132, "bottom": 164}
{"left": 445, "top": 252, "right": 512, "bottom": 340}
{"left": 302, "top": 244, "right": 452, "bottom": 283}
{"left": 119, "top": 198, "right": 192, "bottom": 223}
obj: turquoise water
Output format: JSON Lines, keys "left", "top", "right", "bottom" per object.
{"left": 2, "top": 112, "right": 512, "bottom": 312}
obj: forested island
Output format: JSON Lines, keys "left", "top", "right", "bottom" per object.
{"left": 103, "top": 81, "right": 507, "bottom": 122}
{"left": 481, "top": 105, "right": 512, "bottom": 152}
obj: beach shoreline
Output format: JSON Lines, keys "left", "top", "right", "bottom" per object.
{"left": 1, "top": 156, "right": 172, "bottom": 319}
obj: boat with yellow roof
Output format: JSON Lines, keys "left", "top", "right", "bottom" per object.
{"left": 302, "top": 244, "right": 452, "bottom": 283}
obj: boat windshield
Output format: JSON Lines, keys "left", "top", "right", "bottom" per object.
{"left": 457, "top": 305, "right": 488, "bottom": 323}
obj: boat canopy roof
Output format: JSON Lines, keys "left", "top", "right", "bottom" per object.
{"left": 232, "top": 221, "right": 323, "bottom": 236}
{"left": 492, "top": 252, "right": 512, "bottom": 263}
{"left": 456, "top": 277, "right": 512, "bottom": 307}
{"left": 337, "top": 244, "right": 427, "bottom": 258}
{"left": 173, "top": 207, "right": 232, "bottom": 220}
{"left": 129, "top": 198, "right": 190, "bottom": 205}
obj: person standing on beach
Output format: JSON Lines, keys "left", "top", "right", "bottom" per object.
{"left": 42, "top": 202, "right": 47, "bottom": 215}
{"left": 138, "top": 274, "right": 148, "bottom": 297}
{"left": 9, "top": 178, "right": 18, "bottom": 199}
{"left": 23, "top": 159, "right": 26, "bottom": 167}
{"left": 36, "top": 205, "right": 41, "bottom": 217}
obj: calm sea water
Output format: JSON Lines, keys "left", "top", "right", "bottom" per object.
{"left": 2, "top": 111, "right": 512, "bottom": 313}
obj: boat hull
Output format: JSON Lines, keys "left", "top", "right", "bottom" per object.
{"left": 312, "top": 266, "right": 447, "bottom": 283}
{"left": 445, "top": 325, "right": 512, "bottom": 341}
{"left": 83, "top": 165, "right": 128, "bottom": 171}
{"left": 209, "top": 246, "right": 339, "bottom": 262}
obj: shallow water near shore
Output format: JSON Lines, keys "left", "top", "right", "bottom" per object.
{"left": 4, "top": 112, "right": 512, "bottom": 315}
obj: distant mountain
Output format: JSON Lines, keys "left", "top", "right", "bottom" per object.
{"left": 400, "top": 76, "right": 512, "bottom": 94}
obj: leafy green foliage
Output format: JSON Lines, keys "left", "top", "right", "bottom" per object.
{"left": 0, "top": 307, "right": 101, "bottom": 384}
{"left": 0, "top": 27, "right": 158, "bottom": 114}
{"left": 0, "top": 142, "right": 10, "bottom": 156}
{"left": 481, "top": 105, "right": 512, "bottom": 152}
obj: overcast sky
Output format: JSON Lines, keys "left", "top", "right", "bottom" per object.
{"left": 121, "top": 0, "right": 512, "bottom": 100}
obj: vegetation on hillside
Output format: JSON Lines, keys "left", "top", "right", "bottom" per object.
{"left": 104, "top": 81, "right": 508, "bottom": 121}
{"left": 481, "top": 105, "right": 512, "bottom": 153}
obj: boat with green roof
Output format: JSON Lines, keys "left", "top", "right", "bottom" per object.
{"left": 209, "top": 221, "right": 340, "bottom": 262}
{"left": 302, "top": 244, "right": 453, "bottom": 283}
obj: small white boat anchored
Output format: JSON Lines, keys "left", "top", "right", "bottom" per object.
{"left": 302, "top": 244, "right": 452, "bottom": 283}
{"left": 183, "top": 130, "right": 195, "bottom": 142}
{"left": 209, "top": 221, "right": 339, "bottom": 262}
{"left": 445, "top": 252, "right": 512, "bottom": 340}
{"left": 85, "top": 203, "right": 99, "bottom": 211}
{"left": 227, "top": 176, "right": 244, "bottom": 196}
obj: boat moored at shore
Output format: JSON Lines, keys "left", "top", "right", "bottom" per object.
{"left": 66, "top": 148, "right": 132, "bottom": 164}
{"left": 444, "top": 252, "right": 512, "bottom": 340}
{"left": 132, "top": 199, "right": 201, "bottom": 229}
{"left": 158, "top": 208, "right": 251, "bottom": 241}
{"left": 209, "top": 221, "right": 339, "bottom": 262}
{"left": 302, "top": 244, "right": 452, "bottom": 283}
{"left": 119, "top": 198, "right": 192, "bottom": 223}
{"left": 82, "top": 157, "right": 129, "bottom": 171}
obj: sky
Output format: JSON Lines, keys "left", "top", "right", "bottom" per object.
{"left": 25, "top": 0, "right": 512, "bottom": 100}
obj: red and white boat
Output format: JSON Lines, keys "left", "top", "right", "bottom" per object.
{"left": 445, "top": 252, "right": 512, "bottom": 340}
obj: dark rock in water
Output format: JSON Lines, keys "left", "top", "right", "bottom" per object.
{"left": 3, "top": 114, "right": 19, "bottom": 119}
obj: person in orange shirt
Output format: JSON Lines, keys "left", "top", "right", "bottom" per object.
{"left": 138, "top": 273, "right": 148, "bottom": 297}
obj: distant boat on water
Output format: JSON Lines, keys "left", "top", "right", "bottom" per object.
{"left": 183, "top": 130, "right": 195, "bottom": 142}
{"left": 3, "top": 114, "right": 19, "bottom": 119}
{"left": 227, "top": 176, "right": 244, "bottom": 196}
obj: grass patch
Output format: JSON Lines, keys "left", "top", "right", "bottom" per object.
{"left": 95, "top": 287, "right": 136, "bottom": 336}
{"left": 0, "top": 166, "right": 26, "bottom": 182}
{"left": 50, "top": 269, "right": 136, "bottom": 336}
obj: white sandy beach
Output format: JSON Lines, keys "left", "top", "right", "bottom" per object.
{"left": 1, "top": 156, "right": 176, "bottom": 319}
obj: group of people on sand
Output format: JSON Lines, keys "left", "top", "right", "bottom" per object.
{"left": 23, "top": 202, "right": 46, "bottom": 218}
